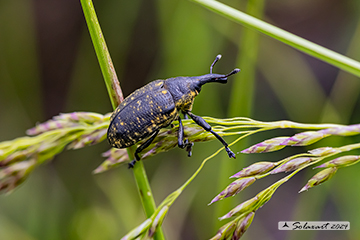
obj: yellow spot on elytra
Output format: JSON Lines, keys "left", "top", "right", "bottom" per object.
{"left": 162, "top": 90, "right": 167, "bottom": 94}
{"left": 120, "top": 122, "right": 124, "bottom": 125}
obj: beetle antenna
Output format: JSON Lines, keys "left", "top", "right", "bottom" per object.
{"left": 210, "top": 54, "right": 222, "bottom": 74}
{"left": 224, "top": 68, "right": 240, "bottom": 77}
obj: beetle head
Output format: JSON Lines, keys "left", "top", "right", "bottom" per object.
{"left": 197, "top": 54, "right": 240, "bottom": 87}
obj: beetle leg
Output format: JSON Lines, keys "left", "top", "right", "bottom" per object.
{"left": 184, "top": 139, "right": 194, "bottom": 157}
{"left": 177, "top": 117, "right": 185, "bottom": 148}
{"left": 177, "top": 116, "right": 193, "bottom": 157}
{"left": 181, "top": 112, "right": 194, "bottom": 156}
{"left": 128, "top": 129, "right": 160, "bottom": 168}
{"left": 186, "top": 112, "right": 236, "bottom": 159}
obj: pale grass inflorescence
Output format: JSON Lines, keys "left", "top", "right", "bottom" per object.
{"left": 209, "top": 126, "right": 360, "bottom": 239}
{"left": 1, "top": 112, "right": 360, "bottom": 239}
{"left": 0, "top": 112, "right": 110, "bottom": 192}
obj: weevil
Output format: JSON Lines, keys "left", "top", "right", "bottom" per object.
{"left": 107, "top": 54, "right": 240, "bottom": 168}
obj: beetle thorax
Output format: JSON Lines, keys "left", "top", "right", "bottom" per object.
{"left": 175, "top": 90, "right": 197, "bottom": 111}
{"left": 163, "top": 77, "right": 199, "bottom": 112}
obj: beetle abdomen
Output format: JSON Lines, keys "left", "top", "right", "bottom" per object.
{"left": 108, "top": 83, "right": 177, "bottom": 149}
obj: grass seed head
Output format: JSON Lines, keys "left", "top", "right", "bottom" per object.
{"left": 231, "top": 212, "right": 255, "bottom": 240}
{"left": 231, "top": 162, "right": 275, "bottom": 178}
{"left": 241, "top": 137, "right": 288, "bottom": 153}
{"left": 209, "top": 177, "right": 256, "bottom": 205}
{"left": 219, "top": 197, "right": 259, "bottom": 220}
{"left": 271, "top": 157, "right": 312, "bottom": 174}
{"left": 299, "top": 167, "right": 338, "bottom": 193}
{"left": 281, "top": 131, "right": 328, "bottom": 146}
{"left": 319, "top": 124, "right": 360, "bottom": 136}
{"left": 209, "top": 221, "right": 237, "bottom": 240}
{"left": 314, "top": 155, "right": 360, "bottom": 169}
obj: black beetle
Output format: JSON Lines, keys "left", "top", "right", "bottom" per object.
{"left": 107, "top": 54, "right": 240, "bottom": 168}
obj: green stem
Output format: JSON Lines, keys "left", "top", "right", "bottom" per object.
{"left": 190, "top": 0, "right": 360, "bottom": 77}
{"left": 80, "top": 1, "right": 164, "bottom": 239}
{"left": 129, "top": 149, "right": 165, "bottom": 239}
{"left": 126, "top": 148, "right": 157, "bottom": 216}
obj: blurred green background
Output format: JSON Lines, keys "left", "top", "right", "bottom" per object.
{"left": 1, "top": 0, "right": 360, "bottom": 239}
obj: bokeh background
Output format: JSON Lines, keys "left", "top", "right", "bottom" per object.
{"left": 1, "top": 0, "right": 360, "bottom": 239}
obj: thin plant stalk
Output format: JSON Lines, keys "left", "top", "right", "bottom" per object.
{"left": 190, "top": 0, "right": 360, "bottom": 77}
{"left": 80, "top": 1, "right": 164, "bottom": 239}
{"left": 128, "top": 148, "right": 158, "bottom": 218}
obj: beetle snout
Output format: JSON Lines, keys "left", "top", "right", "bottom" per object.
{"left": 216, "top": 68, "right": 240, "bottom": 83}
{"left": 215, "top": 76, "right": 228, "bottom": 83}
{"left": 197, "top": 68, "right": 240, "bottom": 86}
{"left": 214, "top": 68, "right": 240, "bottom": 82}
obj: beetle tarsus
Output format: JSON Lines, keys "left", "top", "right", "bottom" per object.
{"left": 225, "top": 147, "right": 236, "bottom": 159}
{"left": 185, "top": 141, "right": 194, "bottom": 157}
{"left": 128, "top": 160, "right": 136, "bottom": 168}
